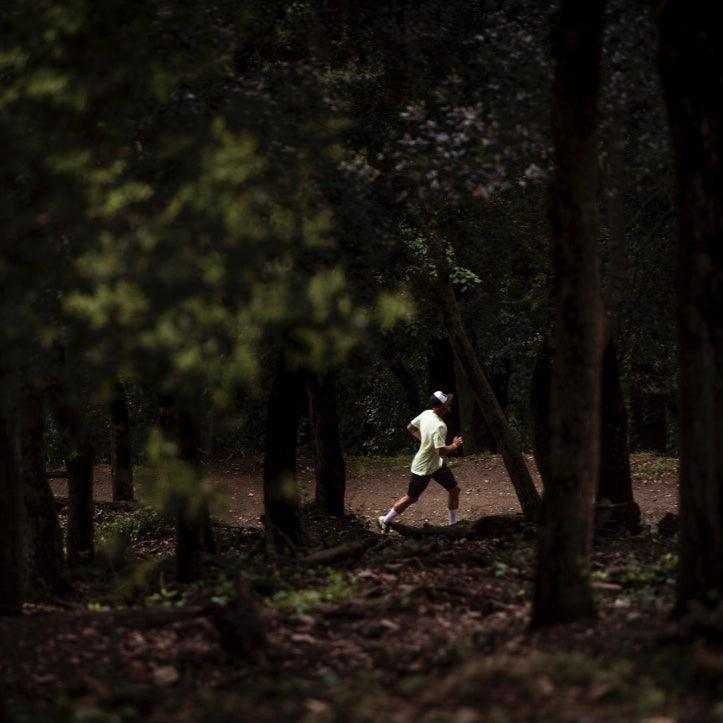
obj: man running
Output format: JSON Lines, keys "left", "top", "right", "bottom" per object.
{"left": 378, "top": 391, "right": 463, "bottom": 532}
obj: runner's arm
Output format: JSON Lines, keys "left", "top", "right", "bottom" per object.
{"left": 407, "top": 423, "right": 421, "bottom": 440}
{"left": 438, "top": 435, "right": 463, "bottom": 457}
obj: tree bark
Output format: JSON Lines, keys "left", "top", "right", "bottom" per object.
{"left": 307, "top": 372, "right": 346, "bottom": 517}
{"left": 0, "top": 390, "right": 23, "bottom": 615}
{"left": 263, "top": 359, "right": 304, "bottom": 548}
{"left": 50, "top": 387, "right": 96, "bottom": 565}
{"left": 65, "top": 436, "right": 95, "bottom": 565}
{"left": 532, "top": 0, "right": 606, "bottom": 627}
{"left": 17, "top": 384, "right": 65, "bottom": 593}
{"left": 110, "top": 380, "right": 134, "bottom": 502}
{"left": 658, "top": 2, "right": 723, "bottom": 613}
{"left": 431, "top": 270, "right": 540, "bottom": 519}
{"left": 597, "top": 332, "right": 641, "bottom": 531}
{"left": 159, "top": 396, "right": 215, "bottom": 582}
{"left": 534, "top": 331, "right": 641, "bottom": 532}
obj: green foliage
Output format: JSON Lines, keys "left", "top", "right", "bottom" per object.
{"left": 97, "top": 507, "right": 172, "bottom": 548}
{"left": 140, "top": 430, "right": 215, "bottom": 521}
{"left": 271, "top": 570, "right": 356, "bottom": 614}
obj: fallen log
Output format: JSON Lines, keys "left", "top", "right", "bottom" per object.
{"left": 301, "top": 537, "right": 380, "bottom": 565}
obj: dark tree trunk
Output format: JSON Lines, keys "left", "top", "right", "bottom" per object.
{"left": 658, "top": 2, "right": 723, "bottom": 613}
{"left": 307, "top": 372, "right": 346, "bottom": 517}
{"left": 597, "top": 333, "right": 641, "bottom": 531}
{"left": 48, "top": 381, "right": 96, "bottom": 565}
{"left": 159, "top": 396, "right": 215, "bottom": 583}
{"left": 532, "top": 0, "right": 606, "bottom": 628}
{"left": 66, "top": 438, "right": 95, "bottom": 565}
{"left": 428, "top": 251, "right": 541, "bottom": 520}
{"left": 0, "top": 392, "right": 23, "bottom": 615}
{"left": 263, "top": 360, "right": 304, "bottom": 548}
{"left": 17, "top": 385, "right": 65, "bottom": 593}
{"left": 110, "top": 380, "right": 134, "bottom": 502}
{"left": 533, "top": 331, "right": 640, "bottom": 532}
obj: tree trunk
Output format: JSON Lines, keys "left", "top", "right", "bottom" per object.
{"left": 429, "top": 257, "right": 541, "bottom": 520}
{"left": 159, "top": 396, "right": 215, "bottom": 582}
{"left": 597, "top": 332, "right": 641, "bottom": 530}
{"left": 532, "top": 0, "right": 606, "bottom": 628}
{"left": 47, "top": 381, "right": 96, "bottom": 565}
{"left": 534, "top": 331, "right": 641, "bottom": 533}
{"left": 263, "top": 360, "right": 303, "bottom": 548}
{"left": 0, "top": 391, "right": 23, "bottom": 615}
{"left": 66, "top": 437, "right": 95, "bottom": 565}
{"left": 110, "top": 380, "right": 133, "bottom": 502}
{"left": 658, "top": 2, "right": 723, "bottom": 613}
{"left": 307, "top": 372, "right": 346, "bottom": 517}
{"left": 17, "top": 384, "right": 65, "bottom": 593}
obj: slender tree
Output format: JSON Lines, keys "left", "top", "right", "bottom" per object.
{"left": 532, "top": 0, "right": 607, "bottom": 627}
{"left": 158, "top": 395, "right": 215, "bottom": 582}
{"left": 17, "top": 383, "right": 65, "bottom": 593}
{"left": 263, "top": 357, "right": 304, "bottom": 548}
{"left": 110, "top": 380, "right": 134, "bottom": 502}
{"left": 49, "top": 383, "right": 96, "bottom": 565}
{"left": 597, "top": 331, "right": 641, "bottom": 530}
{"left": 658, "top": 1, "right": 723, "bottom": 612}
{"left": 430, "top": 244, "right": 541, "bottom": 520}
{"left": 0, "top": 389, "right": 23, "bottom": 615}
{"left": 307, "top": 372, "right": 346, "bottom": 517}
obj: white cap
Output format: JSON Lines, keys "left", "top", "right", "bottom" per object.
{"left": 432, "top": 390, "right": 453, "bottom": 405}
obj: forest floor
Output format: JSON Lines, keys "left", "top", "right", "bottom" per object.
{"left": 5, "top": 453, "right": 723, "bottom": 723}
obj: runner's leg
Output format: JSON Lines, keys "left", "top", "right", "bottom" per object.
{"left": 433, "top": 466, "right": 461, "bottom": 525}
{"left": 380, "top": 474, "right": 429, "bottom": 529}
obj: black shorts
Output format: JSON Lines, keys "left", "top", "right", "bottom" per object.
{"left": 408, "top": 464, "right": 458, "bottom": 500}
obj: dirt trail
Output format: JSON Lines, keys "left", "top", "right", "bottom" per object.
{"left": 51, "top": 453, "right": 677, "bottom": 527}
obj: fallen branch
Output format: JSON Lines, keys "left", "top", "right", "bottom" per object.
{"left": 302, "top": 537, "right": 379, "bottom": 565}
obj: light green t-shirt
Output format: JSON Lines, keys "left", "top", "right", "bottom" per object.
{"left": 409, "top": 409, "right": 447, "bottom": 476}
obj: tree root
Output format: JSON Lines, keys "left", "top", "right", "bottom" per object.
{"left": 301, "top": 537, "right": 380, "bottom": 565}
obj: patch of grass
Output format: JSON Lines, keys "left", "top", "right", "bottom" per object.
{"left": 347, "top": 454, "right": 410, "bottom": 476}
{"left": 96, "top": 507, "right": 173, "bottom": 547}
{"left": 609, "top": 552, "right": 678, "bottom": 588}
{"left": 270, "top": 569, "right": 357, "bottom": 614}
{"left": 630, "top": 452, "right": 678, "bottom": 480}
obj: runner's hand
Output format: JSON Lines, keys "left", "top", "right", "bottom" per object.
{"left": 452, "top": 435, "right": 463, "bottom": 449}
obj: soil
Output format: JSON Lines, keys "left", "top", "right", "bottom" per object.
{"left": 4, "top": 453, "right": 706, "bottom": 723}
{"left": 49, "top": 451, "right": 678, "bottom": 528}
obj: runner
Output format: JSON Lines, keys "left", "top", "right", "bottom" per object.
{"left": 378, "top": 391, "right": 463, "bottom": 532}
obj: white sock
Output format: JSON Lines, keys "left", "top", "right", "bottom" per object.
{"left": 448, "top": 509, "right": 459, "bottom": 525}
{"left": 383, "top": 508, "right": 399, "bottom": 524}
